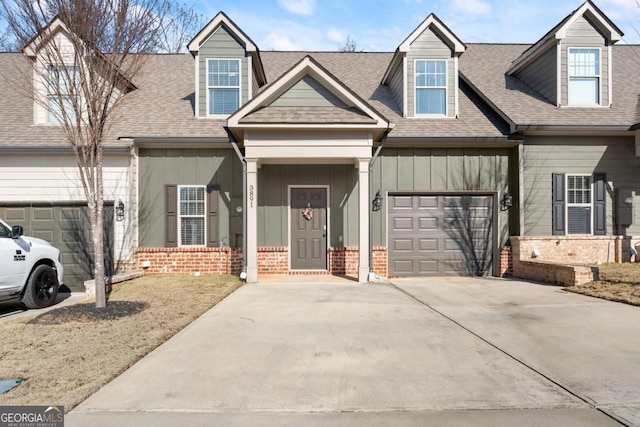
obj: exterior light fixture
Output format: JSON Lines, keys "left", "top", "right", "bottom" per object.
{"left": 501, "top": 192, "right": 513, "bottom": 211}
{"left": 115, "top": 199, "right": 125, "bottom": 221}
{"left": 372, "top": 190, "right": 383, "bottom": 212}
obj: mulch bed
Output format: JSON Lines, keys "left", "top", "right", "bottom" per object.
{"left": 29, "top": 301, "right": 149, "bottom": 325}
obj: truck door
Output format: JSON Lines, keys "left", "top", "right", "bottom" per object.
{"left": 0, "top": 222, "right": 28, "bottom": 293}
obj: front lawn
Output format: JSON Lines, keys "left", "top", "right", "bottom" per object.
{"left": 567, "top": 263, "right": 640, "bottom": 306}
{"left": 0, "top": 275, "right": 241, "bottom": 411}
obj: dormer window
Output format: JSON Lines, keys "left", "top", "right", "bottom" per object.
{"left": 415, "top": 60, "right": 447, "bottom": 116}
{"left": 207, "top": 59, "right": 240, "bottom": 115}
{"left": 568, "top": 48, "right": 600, "bottom": 106}
{"left": 47, "top": 65, "right": 78, "bottom": 123}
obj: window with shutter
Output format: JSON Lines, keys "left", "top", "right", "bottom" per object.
{"left": 566, "top": 175, "right": 591, "bottom": 234}
{"left": 178, "top": 186, "right": 206, "bottom": 246}
{"left": 207, "top": 59, "right": 240, "bottom": 116}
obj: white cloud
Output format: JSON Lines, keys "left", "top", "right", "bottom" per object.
{"left": 277, "top": 0, "right": 316, "bottom": 16}
{"left": 450, "top": 0, "right": 491, "bottom": 16}
{"left": 262, "top": 32, "right": 301, "bottom": 50}
{"left": 326, "top": 28, "right": 345, "bottom": 43}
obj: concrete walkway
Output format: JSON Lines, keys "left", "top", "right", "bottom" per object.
{"left": 67, "top": 278, "right": 639, "bottom": 426}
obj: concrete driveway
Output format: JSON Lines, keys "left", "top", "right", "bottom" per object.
{"left": 67, "top": 277, "right": 640, "bottom": 427}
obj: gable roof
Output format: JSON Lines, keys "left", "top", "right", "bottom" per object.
{"left": 382, "top": 13, "right": 466, "bottom": 85}
{"left": 22, "top": 16, "right": 136, "bottom": 92}
{"left": 506, "top": 0, "right": 623, "bottom": 75}
{"left": 226, "top": 55, "right": 391, "bottom": 140}
{"left": 461, "top": 43, "right": 640, "bottom": 131}
{"left": 188, "top": 11, "right": 266, "bottom": 86}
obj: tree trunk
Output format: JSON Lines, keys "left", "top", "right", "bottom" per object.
{"left": 94, "top": 159, "right": 106, "bottom": 309}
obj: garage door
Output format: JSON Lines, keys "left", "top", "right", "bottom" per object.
{"left": 0, "top": 204, "right": 114, "bottom": 291}
{"left": 388, "top": 195, "right": 494, "bottom": 276}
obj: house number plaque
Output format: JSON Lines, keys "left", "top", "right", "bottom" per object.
{"left": 249, "top": 185, "right": 255, "bottom": 208}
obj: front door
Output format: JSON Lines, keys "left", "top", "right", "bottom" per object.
{"left": 290, "top": 188, "right": 327, "bottom": 270}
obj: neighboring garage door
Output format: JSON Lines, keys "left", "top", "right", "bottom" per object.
{"left": 388, "top": 194, "right": 494, "bottom": 277}
{"left": 0, "top": 204, "right": 114, "bottom": 291}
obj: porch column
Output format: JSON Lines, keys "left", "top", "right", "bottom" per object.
{"left": 358, "top": 158, "right": 370, "bottom": 283}
{"left": 246, "top": 159, "right": 259, "bottom": 283}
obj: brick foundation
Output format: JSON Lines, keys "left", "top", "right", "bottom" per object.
{"left": 134, "top": 246, "right": 390, "bottom": 279}
{"left": 134, "top": 247, "right": 243, "bottom": 275}
{"left": 499, "top": 246, "right": 513, "bottom": 277}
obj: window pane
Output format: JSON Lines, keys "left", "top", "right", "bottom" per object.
{"left": 569, "top": 78, "right": 599, "bottom": 105}
{"left": 416, "top": 88, "right": 445, "bottom": 115}
{"left": 210, "top": 88, "right": 239, "bottom": 115}
{"left": 568, "top": 207, "right": 591, "bottom": 234}
{"left": 181, "top": 218, "right": 205, "bottom": 246}
{"left": 569, "top": 49, "right": 599, "bottom": 76}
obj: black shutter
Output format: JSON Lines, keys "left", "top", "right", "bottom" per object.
{"left": 552, "top": 173, "right": 566, "bottom": 235}
{"left": 165, "top": 185, "right": 178, "bottom": 247}
{"left": 593, "top": 173, "right": 606, "bottom": 235}
{"left": 207, "top": 185, "right": 219, "bottom": 247}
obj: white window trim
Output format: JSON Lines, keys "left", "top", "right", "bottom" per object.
{"left": 206, "top": 57, "right": 241, "bottom": 118}
{"left": 177, "top": 185, "right": 207, "bottom": 247}
{"left": 414, "top": 59, "right": 447, "bottom": 117}
{"left": 567, "top": 47, "right": 601, "bottom": 107}
{"left": 565, "top": 174, "right": 593, "bottom": 235}
{"left": 46, "top": 64, "right": 80, "bottom": 124}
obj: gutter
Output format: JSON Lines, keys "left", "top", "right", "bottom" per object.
{"left": 368, "top": 123, "right": 395, "bottom": 281}
{"left": 227, "top": 131, "right": 248, "bottom": 280}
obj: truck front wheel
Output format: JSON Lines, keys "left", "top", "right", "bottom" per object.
{"left": 22, "top": 265, "right": 59, "bottom": 309}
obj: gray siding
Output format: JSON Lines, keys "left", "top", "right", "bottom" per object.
{"left": 407, "top": 28, "right": 455, "bottom": 118}
{"left": 198, "top": 25, "right": 249, "bottom": 116}
{"left": 251, "top": 64, "right": 259, "bottom": 99}
{"left": 270, "top": 75, "right": 346, "bottom": 107}
{"left": 522, "top": 136, "right": 640, "bottom": 236}
{"left": 516, "top": 45, "right": 557, "bottom": 104}
{"left": 258, "top": 165, "right": 359, "bottom": 247}
{"left": 371, "top": 148, "right": 511, "bottom": 246}
{"left": 138, "top": 148, "right": 243, "bottom": 247}
{"left": 560, "top": 16, "right": 608, "bottom": 106}
{"left": 388, "top": 63, "right": 404, "bottom": 115}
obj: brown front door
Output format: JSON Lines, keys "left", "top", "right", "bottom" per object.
{"left": 291, "top": 188, "right": 327, "bottom": 270}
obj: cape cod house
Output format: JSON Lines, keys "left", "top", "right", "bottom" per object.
{"left": 1, "top": 0, "right": 639, "bottom": 291}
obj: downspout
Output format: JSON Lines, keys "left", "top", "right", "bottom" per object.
{"left": 228, "top": 130, "right": 248, "bottom": 280}
{"left": 368, "top": 123, "right": 395, "bottom": 281}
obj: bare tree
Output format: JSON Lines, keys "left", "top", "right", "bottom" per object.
{"left": 159, "top": 2, "right": 205, "bottom": 53}
{"left": 0, "top": 0, "right": 171, "bottom": 308}
{"left": 339, "top": 35, "right": 359, "bottom": 52}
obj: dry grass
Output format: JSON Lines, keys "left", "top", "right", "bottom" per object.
{"left": 0, "top": 275, "right": 241, "bottom": 411}
{"left": 567, "top": 263, "right": 640, "bottom": 306}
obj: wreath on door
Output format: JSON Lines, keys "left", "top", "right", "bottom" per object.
{"left": 302, "top": 204, "right": 314, "bottom": 221}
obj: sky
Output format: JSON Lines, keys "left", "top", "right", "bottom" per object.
{"left": 192, "top": 0, "right": 640, "bottom": 51}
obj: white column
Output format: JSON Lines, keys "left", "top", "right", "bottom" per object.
{"left": 246, "top": 159, "right": 259, "bottom": 283}
{"left": 358, "top": 158, "right": 370, "bottom": 283}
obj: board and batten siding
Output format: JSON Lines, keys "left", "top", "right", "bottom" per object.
{"left": 560, "top": 16, "right": 609, "bottom": 106}
{"left": 406, "top": 28, "right": 455, "bottom": 118}
{"left": 137, "top": 148, "right": 243, "bottom": 248}
{"left": 370, "top": 148, "right": 511, "bottom": 247}
{"left": 258, "top": 164, "right": 359, "bottom": 248}
{"left": 198, "top": 25, "right": 249, "bottom": 117}
{"left": 270, "top": 75, "right": 346, "bottom": 107}
{"left": 0, "top": 152, "right": 132, "bottom": 259}
{"left": 522, "top": 136, "right": 640, "bottom": 236}
{"left": 515, "top": 45, "right": 557, "bottom": 105}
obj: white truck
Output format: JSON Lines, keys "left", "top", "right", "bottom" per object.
{"left": 0, "top": 218, "right": 64, "bottom": 308}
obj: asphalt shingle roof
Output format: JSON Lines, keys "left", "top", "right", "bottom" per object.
{"left": 2, "top": 41, "right": 640, "bottom": 148}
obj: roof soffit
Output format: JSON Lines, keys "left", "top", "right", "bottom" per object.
{"left": 382, "top": 13, "right": 465, "bottom": 84}
{"left": 507, "top": 0, "right": 623, "bottom": 75}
